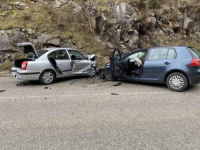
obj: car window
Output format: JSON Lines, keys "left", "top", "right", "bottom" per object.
{"left": 149, "top": 48, "right": 169, "bottom": 60}
{"left": 37, "top": 50, "right": 48, "bottom": 58}
{"left": 188, "top": 48, "right": 200, "bottom": 58}
{"left": 113, "top": 49, "right": 121, "bottom": 61}
{"left": 68, "top": 50, "right": 85, "bottom": 60}
{"left": 48, "top": 50, "right": 69, "bottom": 60}
{"left": 167, "top": 49, "right": 176, "bottom": 59}
{"left": 124, "top": 51, "right": 147, "bottom": 61}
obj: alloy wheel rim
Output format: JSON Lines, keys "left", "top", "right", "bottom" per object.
{"left": 169, "top": 75, "right": 184, "bottom": 89}
{"left": 42, "top": 72, "right": 54, "bottom": 84}
{"left": 89, "top": 68, "right": 96, "bottom": 76}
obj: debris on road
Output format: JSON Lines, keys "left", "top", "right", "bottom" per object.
{"left": 70, "top": 80, "right": 78, "bottom": 85}
{"left": 114, "top": 81, "right": 121, "bottom": 86}
{"left": 0, "top": 90, "right": 5, "bottom": 93}
{"left": 45, "top": 87, "right": 49, "bottom": 89}
{"left": 111, "top": 93, "right": 119, "bottom": 95}
{"left": 16, "top": 83, "right": 26, "bottom": 86}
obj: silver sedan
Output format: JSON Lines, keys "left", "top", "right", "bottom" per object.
{"left": 11, "top": 43, "right": 96, "bottom": 84}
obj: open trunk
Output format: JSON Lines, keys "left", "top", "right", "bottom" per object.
{"left": 14, "top": 58, "right": 34, "bottom": 68}
{"left": 13, "top": 43, "right": 38, "bottom": 69}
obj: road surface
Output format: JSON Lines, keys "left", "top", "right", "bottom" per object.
{"left": 0, "top": 76, "right": 200, "bottom": 149}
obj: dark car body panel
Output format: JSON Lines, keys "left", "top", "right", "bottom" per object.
{"left": 107, "top": 46, "right": 200, "bottom": 85}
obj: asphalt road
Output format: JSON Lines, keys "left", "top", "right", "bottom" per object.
{"left": 0, "top": 76, "right": 200, "bottom": 150}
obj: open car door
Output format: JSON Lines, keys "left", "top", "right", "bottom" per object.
{"left": 17, "top": 42, "right": 38, "bottom": 58}
{"left": 67, "top": 50, "right": 92, "bottom": 75}
{"left": 111, "top": 48, "right": 122, "bottom": 80}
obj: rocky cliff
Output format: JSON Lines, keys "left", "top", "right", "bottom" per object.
{"left": 0, "top": 0, "right": 200, "bottom": 69}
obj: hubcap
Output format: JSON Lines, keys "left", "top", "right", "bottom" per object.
{"left": 42, "top": 72, "right": 54, "bottom": 84}
{"left": 89, "top": 68, "right": 96, "bottom": 76}
{"left": 169, "top": 75, "right": 184, "bottom": 89}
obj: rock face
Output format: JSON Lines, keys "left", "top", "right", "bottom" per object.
{"left": 0, "top": 0, "right": 200, "bottom": 65}
{"left": 85, "top": 1, "right": 200, "bottom": 52}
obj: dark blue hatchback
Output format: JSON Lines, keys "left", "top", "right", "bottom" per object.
{"left": 101, "top": 46, "right": 200, "bottom": 92}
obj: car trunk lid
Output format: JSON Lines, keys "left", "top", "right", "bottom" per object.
{"left": 17, "top": 42, "right": 38, "bottom": 57}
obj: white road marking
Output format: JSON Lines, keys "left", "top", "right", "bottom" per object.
{"left": 0, "top": 92, "right": 169, "bottom": 99}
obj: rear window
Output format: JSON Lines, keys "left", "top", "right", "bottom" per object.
{"left": 37, "top": 50, "right": 48, "bottom": 58}
{"left": 149, "top": 48, "right": 169, "bottom": 60}
{"left": 188, "top": 48, "right": 200, "bottom": 58}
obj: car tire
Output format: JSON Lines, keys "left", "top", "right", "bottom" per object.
{"left": 89, "top": 67, "right": 96, "bottom": 77}
{"left": 166, "top": 72, "right": 188, "bottom": 92}
{"left": 39, "top": 70, "right": 56, "bottom": 85}
{"left": 105, "top": 69, "right": 112, "bottom": 81}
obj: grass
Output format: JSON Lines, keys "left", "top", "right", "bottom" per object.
{"left": 0, "top": 62, "right": 13, "bottom": 72}
{"left": 0, "top": 1, "right": 109, "bottom": 68}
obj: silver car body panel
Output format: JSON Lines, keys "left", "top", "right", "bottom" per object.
{"left": 11, "top": 43, "right": 96, "bottom": 81}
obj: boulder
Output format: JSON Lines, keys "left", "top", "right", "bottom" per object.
{"left": 112, "top": 3, "right": 133, "bottom": 22}
{"left": 37, "top": 33, "right": 52, "bottom": 43}
{"left": 148, "top": 17, "right": 157, "bottom": 28}
{"left": 16, "top": 3, "right": 26, "bottom": 10}
{"left": 0, "top": 30, "right": 11, "bottom": 51}
{"left": 47, "top": 38, "right": 60, "bottom": 46}
{"left": 183, "top": 15, "right": 191, "bottom": 29}
{"left": 1, "top": 4, "right": 9, "bottom": 11}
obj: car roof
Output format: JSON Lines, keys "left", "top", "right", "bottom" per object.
{"left": 147, "top": 46, "right": 188, "bottom": 49}
{"left": 130, "top": 46, "right": 189, "bottom": 52}
{"left": 41, "top": 48, "right": 78, "bottom": 51}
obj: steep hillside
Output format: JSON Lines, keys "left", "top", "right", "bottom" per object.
{"left": 0, "top": 0, "right": 200, "bottom": 71}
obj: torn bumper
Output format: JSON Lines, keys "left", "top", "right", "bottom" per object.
{"left": 11, "top": 67, "right": 40, "bottom": 81}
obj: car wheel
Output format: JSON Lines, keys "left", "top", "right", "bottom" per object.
{"left": 40, "top": 70, "right": 56, "bottom": 85}
{"left": 89, "top": 67, "right": 96, "bottom": 77}
{"left": 105, "top": 69, "right": 112, "bottom": 81}
{"left": 166, "top": 72, "right": 188, "bottom": 92}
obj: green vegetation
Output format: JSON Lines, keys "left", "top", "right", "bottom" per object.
{"left": 0, "top": 1, "right": 108, "bottom": 67}
{"left": 0, "top": 62, "right": 13, "bottom": 72}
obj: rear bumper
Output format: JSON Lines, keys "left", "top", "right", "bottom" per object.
{"left": 189, "top": 76, "right": 200, "bottom": 85}
{"left": 11, "top": 67, "right": 40, "bottom": 81}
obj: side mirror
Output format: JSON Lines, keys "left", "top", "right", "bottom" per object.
{"left": 109, "top": 57, "right": 112, "bottom": 61}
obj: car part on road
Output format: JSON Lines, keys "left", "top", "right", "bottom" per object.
{"left": 0, "top": 90, "right": 5, "bottom": 93}
{"left": 40, "top": 70, "right": 56, "bottom": 85}
{"left": 16, "top": 83, "right": 26, "bottom": 86}
{"left": 70, "top": 80, "right": 78, "bottom": 85}
{"left": 166, "top": 72, "right": 188, "bottom": 92}
{"left": 111, "top": 93, "right": 119, "bottom": 95}
{"left": 114, "top": 81, "right": 122, "bottom": 86}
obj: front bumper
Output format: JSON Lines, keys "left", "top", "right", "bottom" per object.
{"left": 11, "top": 67, "right": 40, "bottom": 81}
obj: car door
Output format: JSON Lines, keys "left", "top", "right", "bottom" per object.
{"left": 111, "top": 48, "right": 122, "bottom": 80}
{"left": 142, "top": 48, "right": 176, "bottom": 81}
{"left": 67, "top": 50, "right": 91, "bottom": 75}
{"left": 48, "top": 50, "right": 72, "bottom": 76}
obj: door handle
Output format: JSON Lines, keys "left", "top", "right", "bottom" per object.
{"left": 164, "top": 62, "right": 170, "bottom": 65}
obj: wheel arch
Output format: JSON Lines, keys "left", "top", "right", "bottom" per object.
{"left": 39, "top": 69, "right": 57, "bottom": 79}
{"left": 164, "top": 70, "right": 190, "bottom": 84}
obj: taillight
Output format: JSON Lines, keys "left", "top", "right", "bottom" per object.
{"left": 189, "top": 58, "right": 200, "bottom": 66}
{"left": 21, "top": 61, "right": 28, "bottom": 70}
